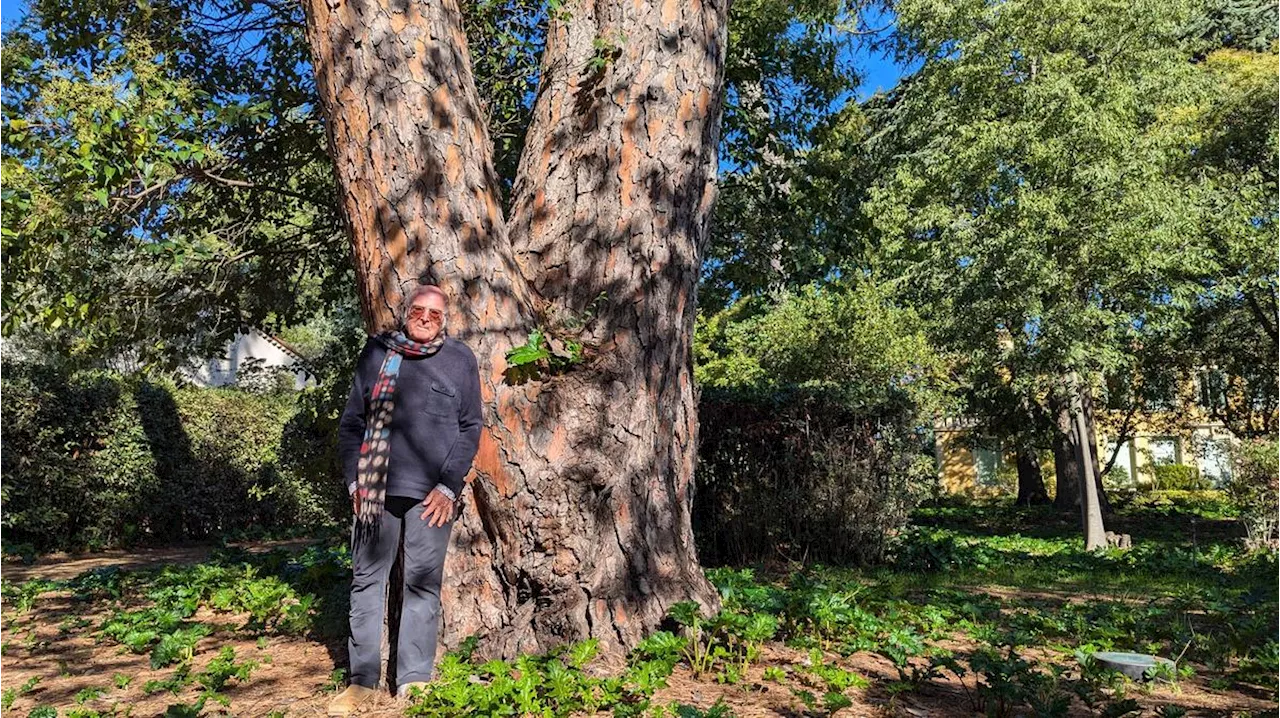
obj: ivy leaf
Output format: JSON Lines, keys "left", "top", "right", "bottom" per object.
{"left": 506, "top": 344, "right": 549, "bottom": 367}
{"left": 506, "top": 330, "right": 551, "bottom": 367}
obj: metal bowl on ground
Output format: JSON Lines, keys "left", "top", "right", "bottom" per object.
{"left": 1090, "top": 652, "right": 1175, "bottom": 681}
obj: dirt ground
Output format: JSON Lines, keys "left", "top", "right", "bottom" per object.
{"left": 1, "top": 548, "right": 1275, "bottom": 717}
{"left": 1, "top": 538, "right": 317, "bottom": 584}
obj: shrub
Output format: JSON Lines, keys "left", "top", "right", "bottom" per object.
{"left": 694, "top": 281, "right": 948, "bottom": 415}
{"left": 1151, "top": 463, "right": 1208, "bottom": 491}
{"left": 695, "top": 388, "right": 935, "bottom": 566}
{"left": 692, "top": 283, "right": 946, "bottom": 567}
{"left": 1102, "top": 466, "right": 1133, "bottom": 491}
{"left": 1123, "top": 490, "right": 1236, "bottom": 519}
{"left": 0, "top": 359, "right": 343, "bottom": 552}
{"left": 1226, "top": 438, "right": 1279, "bottom": 551}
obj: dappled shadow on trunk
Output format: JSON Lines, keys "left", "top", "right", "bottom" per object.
{"left": 300, "top": 0, "right": 730, "bottom": 661}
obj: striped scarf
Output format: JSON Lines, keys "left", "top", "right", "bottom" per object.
{"left": 355, "top": 329, "right": 448, "bottom": 537}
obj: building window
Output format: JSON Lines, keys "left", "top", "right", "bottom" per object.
{"left": 1148, "top": 437, "right": 1180, "bottom": 466}
{"left": 1198, "top": 370, "right": 1227, "bottom": 411}
{"left": 974, "top": 441, "right": 1002, "bottom": 487}
{"left": 1104, "top": 440, "right": 1135, "bottom": 485}
{"left": 1197, "top": 439, "right": 1232, "bottom": 487}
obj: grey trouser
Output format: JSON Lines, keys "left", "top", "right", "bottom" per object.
{"left": 348, "top": 495, "right": 453, "bottom": 689}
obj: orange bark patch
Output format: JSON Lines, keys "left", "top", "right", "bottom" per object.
{"left": 661, "top": 0, "right": 680, "bottom": 26}
{"left": 676, "top": 91, "right": 695, "bottom": 127}
{"left": 431, "top": 84, "right": 455, "bottom": 130}
{"left": 410, "top": 40, "right": 428, "bottom": 81}
{"left": 389, "top": 9, "right": 408, "bottom": 33}
{"left": 475, "top": 428, "right": 510, "bottom": 497}
{"left": 496, "top": 394, "right": 530, "bottom": 457}
{"left": 530, "top": 188, "right": 550, "bottom": 237}
{"left": 612, "top": 600, "right": 630, "bottom": 632}
{"left": 379, "top": 205, "right": 408, "bottom": 275}
{"left": 619, "top": 101, "right": 641, "bottom": 208}
{"left": 444, "top": 144, "right": 462, "bottom": 184}
{"left": 486, "top": 345, "right": 507, "bottom": 388}
{"left": 434, "top": 196, "right": 451, "bottom": 226}
{"left": 483, "top": 186, "right": 500, "bottom": 231}
{"left": 544, "top": 423, "right": 569, "bottom": 464}
{"left": 696, "top": 89, "right": 711, "bottom": 120}
{"left": 552, "top": 547, "right": 578, "bottom": 577}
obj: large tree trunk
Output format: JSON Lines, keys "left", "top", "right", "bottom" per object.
{"left": 302, "top": 0, "right": 727, "bottom": 662}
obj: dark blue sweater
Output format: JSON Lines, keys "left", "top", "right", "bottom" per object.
{"left": 338, "top": 335, "right": 484, "bottom": 500}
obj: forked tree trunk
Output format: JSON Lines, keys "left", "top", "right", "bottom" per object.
{"left": 302, "top": 0, "right": 727, "bottom": 660}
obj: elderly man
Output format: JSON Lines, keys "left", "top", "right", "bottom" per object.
{"left": 327, "top": 284, "right": 483, "bottom": 715}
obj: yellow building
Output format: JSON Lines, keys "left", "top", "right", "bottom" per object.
{"left": 935, "top": 373, "right": 1244, "bottom": 496}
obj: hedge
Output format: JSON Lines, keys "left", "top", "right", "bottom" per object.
{"left": 1, "top": 360, "right": 344, "bottom": 552}
{"left": 4, "top": 360, "right": 940, "bottom": 562}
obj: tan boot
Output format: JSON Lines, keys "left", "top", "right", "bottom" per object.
{"left": 397, "top": 681, "right": 430, "bottom": 702}
{"left": 327, "top": 684, "right": 377, "bottom": 716}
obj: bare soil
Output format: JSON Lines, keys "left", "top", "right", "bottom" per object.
{"left": 1, "top": 538, "right": 316, "bottom": 584}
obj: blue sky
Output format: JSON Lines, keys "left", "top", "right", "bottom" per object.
{"left": 1, "top": 0, "right": 23, "bottom": 31}
{"left": 2, "top": 0, "right": 907, "bottom": 92}
{"left": 855, "top": 50, "right": 910, "bottom": 99}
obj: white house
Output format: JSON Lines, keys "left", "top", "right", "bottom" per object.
{"left": 180, "top": 326, "right": 316, "bottom": 390}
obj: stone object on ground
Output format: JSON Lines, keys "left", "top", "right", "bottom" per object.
{"left": 1105, "top": 532, "right": 1132, "bottom": 549}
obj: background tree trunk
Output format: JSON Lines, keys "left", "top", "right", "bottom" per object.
{"left": 302, "top": 0, "right": 727, "bottom": 661}
{"left": 1014, "top": 448, "right": 1049, "bottom": 506}
{"left": 1079, "top": 380, "right": 1112, "bottom": 516}
{"left": 1051, "top": 394, "right": 1080, "bottom": 511}
{"left": 1068, "top": 373, "right": 1107, "bottom": 549}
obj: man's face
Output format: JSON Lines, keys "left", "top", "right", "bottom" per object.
{"left": 405, "top": 292, "right": 446, "bottom": 344}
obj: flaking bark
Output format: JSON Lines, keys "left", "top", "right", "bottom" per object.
{"left": 302, "top": 0, "right": 727, "bottom": 660}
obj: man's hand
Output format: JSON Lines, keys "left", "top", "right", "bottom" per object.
{"left": 351, "top": 489, "right": 361, "bottom": 516}
{"left": 421, "top": 489, "right": 455, "bottom": 527}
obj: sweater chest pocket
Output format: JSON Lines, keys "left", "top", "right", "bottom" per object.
{"left": 423, "top": 381, "right": 458, "bottom": 418}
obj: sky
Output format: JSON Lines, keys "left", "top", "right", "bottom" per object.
{"left": 847, "top": 5, "right": 915, "bottom": 99}
{"left": 1, "top": 0, "right": 22, "bottom": 31}
{"left": 1, "top": 0, "right": 908, "bottom": 93}
{"left": 0, "top": 1, "right": 908, "bottom": 95}
{"left": 855, "top": 50, "right": 911, "bottom": 99}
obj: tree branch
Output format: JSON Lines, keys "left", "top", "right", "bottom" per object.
{"left": 187, "top": 167, "right": 322, "bottom": 206}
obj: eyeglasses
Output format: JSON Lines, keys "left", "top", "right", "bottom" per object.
{"left": 408, "top": 306, "right": 444, "bottom": 321}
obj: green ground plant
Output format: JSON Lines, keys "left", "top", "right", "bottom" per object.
{"left": 402, "top": 636, "right": 662, "bottom": 717}
{"left": 1, "top": 497, "right": 1272, "bottom": 716}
